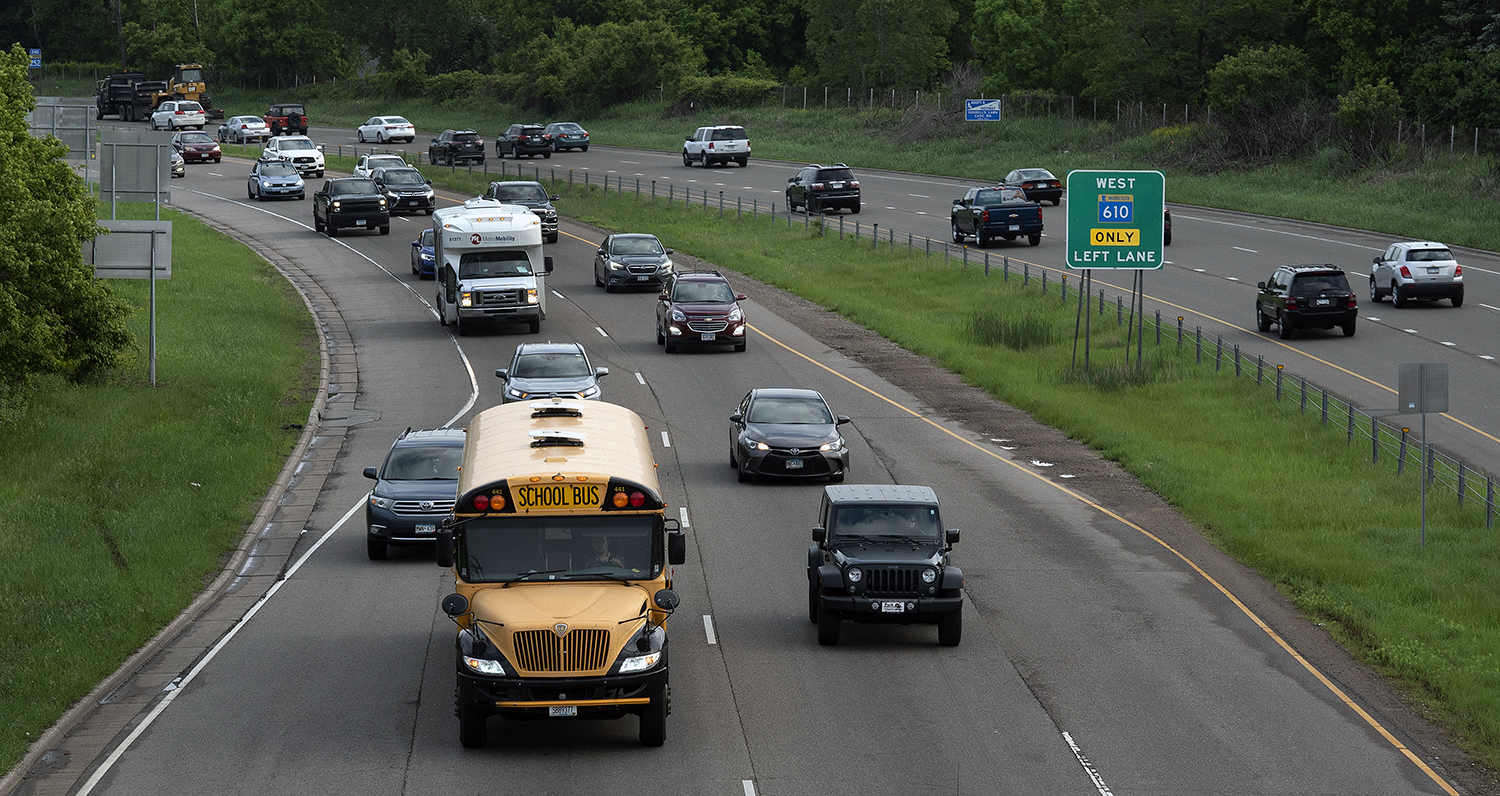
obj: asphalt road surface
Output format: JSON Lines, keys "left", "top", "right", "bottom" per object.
{"left": 14, "top": 132, "right": 1492, "bottom": 795}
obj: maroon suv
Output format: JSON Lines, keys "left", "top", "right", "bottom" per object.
{"left": 655, "top": 271, "right": 747, "bottom": 353}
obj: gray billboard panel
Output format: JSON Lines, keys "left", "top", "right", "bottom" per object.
{"left": 99, "top": 131, "right": 174, "bottom": 204}
{"left": 27, "top": 97, "right": 95, "bottom": 159}
{"left": 85, "top": 220, "right": 172, "bottom": 280}
{"left": 1398, "top": 363, "right": 1449, "bottom": 414}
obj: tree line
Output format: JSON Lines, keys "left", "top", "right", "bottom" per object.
{"left": 4, "top": 0, "right": 1498, "bottom": 126}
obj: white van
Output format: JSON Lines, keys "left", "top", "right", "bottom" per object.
{"left": 434, "top": 198, "right": 553, "bottom": 335}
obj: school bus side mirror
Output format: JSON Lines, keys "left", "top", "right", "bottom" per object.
{"left": 441, "top": 593, "right": 468, "bottom": 617}
{"left": 436, "top": 527, "right": 454, "bottom": 567}
{"left": 653, "top": 589, "right": 680, "bottom": 612}
{"left": 668, "top": 530, "right": 686, "bottom": 565}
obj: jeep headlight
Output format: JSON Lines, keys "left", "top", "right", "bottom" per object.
{"left": 618, "top": 651, "right": 662, "bottom": 674}
{"left": 463, "top": 656, "right": 506, "bottom": 675}
{"left": 921, "top": 567, "right": 938, "bottom": 583}
{"left": 846, "top": 567, "right": 863, "bottom": 583}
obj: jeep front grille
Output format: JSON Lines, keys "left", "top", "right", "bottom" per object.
{"left": 512, "top": 628, "right": 610, "bottom": 673}
{"left": 863, "top": 566, "right": 922, "bottom": 595}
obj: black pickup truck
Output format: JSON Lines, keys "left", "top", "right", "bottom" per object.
{"left": 951, "top": 186, "right": 1044, "bottom": 247}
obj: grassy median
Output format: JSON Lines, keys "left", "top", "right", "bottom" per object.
{"left": 0, "top": 205, "right": 316, "bottom": 772}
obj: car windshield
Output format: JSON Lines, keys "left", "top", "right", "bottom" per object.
{"left": 551, "top": 123, "right": 583, "bottom": 132}
{"left": 711, "top": 127, "right": 747, "bottom": 141}
{"left": 330, "top": 180, "right": 377, "bottom": 195}
{"left": 974, "top": 188, "right": 1027, "bottom": 205}
{"left": 816, "top": 168, "right": 854, "bottom": 181}
{"left": 513, "top": 351, "right": 590, "bottom": 378}
{"left": 611, "top": 237, "right": 664, "bottom": 255}
{"left": 279, "top": 139, "right": 315, "bottom": 151}
{"left": 518, "top": 127, "right": 544, "bottom": 135}
{"left": 419, "top": 229, "right": 434, "bottom": 246}
{"left": 452, "top": 132, "right": 479, "bottom": 142}
{"left": 459, "top": 515, "right": 658, "bottom": 582}
{"left": 1015, "top": 169, "right": 1054, "bottom": 180}
{"left": 459, "top": 250, "right": 532, "bottom": 278}
{"left": 367, "top": 156, "right": 405, "bottom": 169}
{"left": 490, "top": 184, "right": 549, "bottom": 202}
{"left": 1408, "top": 248, "right": 1454, "bottom": 262}
{"left": 747, "top": 397, "right": 833, "bottom": 424}
{"left": 381, "top": 446, "right": 463, "bottom": 480}
{"left": 179, "top": 132, "right": 212, "bottom": 143}
{"left": 1290, "top": 274, "right": 1351, "bottom": 296}
{"left": 178, "top": 102, "right": 202, "bottom": 112}
{"left": 259, "top": 163, "right": 298, "bottom": 176}
{"left": 832, "top": 505, "right": 941, "bottom": 540}
{"left": 382, "top": 170, "right": 424, "bottom": 186}
{"left": 383, "top": 117, "right": 410, "bottom": 125}
{"left": 673, "top": 281, "right": 735, "bottom": 303}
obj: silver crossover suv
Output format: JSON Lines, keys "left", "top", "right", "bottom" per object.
{"left": 1370, "top": 241, "right": 1464, "bottom": 307}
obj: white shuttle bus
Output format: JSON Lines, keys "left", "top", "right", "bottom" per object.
{"left": 434, "top": 198, "right": 553, "bottom": 335}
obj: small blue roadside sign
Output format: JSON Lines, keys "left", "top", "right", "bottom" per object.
{"left": 29, "top": 48, "right": 41, "bottom": 69}
{"left": 965, "top": 99, "right": 1001, "bottom": 122}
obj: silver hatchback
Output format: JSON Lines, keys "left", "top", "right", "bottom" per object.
{"left": 1371, "top": 241, "right": 1464, "bottom": 307}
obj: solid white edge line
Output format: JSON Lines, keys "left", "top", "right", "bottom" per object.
{"left": 678, "top": 507, "right": 691, "bottom": 528}
{"left": 742, "top": 780, "right": 755, "bottom": 796}
{"left": 661, "top": 431, "right": 671, "bottom": 448}
{"left": 78, "top": 499, "right": 365, "bottom": 795}
{"left": 551, "top": 289, "right": 565, "bottom": 299}
{"left": 595, "top": 326, "right": 609, "bottom": 337}
{"left": 703, "top": 615, "right": 717, "bottom": 645}
{"left": 1062, "top": 732, "right": 1115, "bottom": 796}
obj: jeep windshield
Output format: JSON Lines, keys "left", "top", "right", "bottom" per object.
{"left": 711, "top": 127, "right": 747, "bottom": 141}
{"left": 459, "top": 515, "right": 660, "bottom": 582}
{"left": 459, "top": 251, "right": 533, "bottom": 278}
{"left": 832, "top": 505, "right": 940, "bottom": 540}
{"left": 490, "top": 184, "right": 549, "bottom": 203}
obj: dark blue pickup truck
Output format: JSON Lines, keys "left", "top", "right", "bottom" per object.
{"left": 951, "top": 186, "right": 1043, "bottom": 247}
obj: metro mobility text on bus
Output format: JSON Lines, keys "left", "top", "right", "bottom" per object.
{"left": 435, "top": 398, "right": 686, "bottom": 747}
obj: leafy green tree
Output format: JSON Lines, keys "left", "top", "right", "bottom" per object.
{"left": 0, "top": 44, "right": 132, "bottom": 389}
{"left": 1303, "top": 0, "right": 1444, "bottom": 92}
{"left": 805, "top": 0, "right": 957, "bottom": 88}
{"left": 1206, "top": 44, "right": 1326, "bottom": 157}
{"left": 1336, "top": 77, "right": 1402, "bottom": 163}
{"left": 511, "top": 19, "right": 705, "bottom": 109}
{"left": 205, "top": 0, "right": 355, "bottom": 86}
{"left": 122, "top": 21, "right": 215, "bottom": 78}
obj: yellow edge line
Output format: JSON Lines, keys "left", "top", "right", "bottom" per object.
{"left": 749, "top": 321, "right": 1459, "bottom": 794}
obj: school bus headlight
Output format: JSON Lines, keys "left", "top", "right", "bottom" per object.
{"left": 462, "top": 656, "right": 506, "bottom": 675}
{"left": 618, "top": 651, "right": 662, "bottom": 674}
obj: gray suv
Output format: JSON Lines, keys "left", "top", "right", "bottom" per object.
{"left": 495, "top": 341, "right": 608, "bottom": 403}
{"left": 808, "top": 484, "right": 964, "bottom": 646}
{"left": 483, "top": 180, "right": 559, "bottom": 243}
{"left": 1371, "top": 241, "right": 1464, "bottom": 307}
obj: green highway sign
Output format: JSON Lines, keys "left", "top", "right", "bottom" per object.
{"left": 1064, "top": 170, "right": 1165, "bottom": 270}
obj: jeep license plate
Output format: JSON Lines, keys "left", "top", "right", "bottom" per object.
{"left": 548, "top": 706, "right": 577, "bottom": 717}
{"left": 785, "top": 459, "right": 804, "bottom": 469}
{"left": 415, "top": 524, "right": 436, "bottom": 534}
{"left": 880, "top": 601, "right": 905, "bottom": 613}
{"left": 700, "top": 333, "right": 716, "bottom": 341}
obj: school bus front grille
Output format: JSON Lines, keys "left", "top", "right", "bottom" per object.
{"left": 513, "top": 629, "right": 611, "bottom": 673}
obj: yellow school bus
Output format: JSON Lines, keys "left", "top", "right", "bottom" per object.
{"left": 435, "top": 398, "right": 685, "bottom": 748}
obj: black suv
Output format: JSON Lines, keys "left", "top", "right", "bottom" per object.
{"left": 483, "top": 180, "right": 559, "bottom": 242}
{"left": 263, "top": 103, "right": 308, "bottom": 136}
{"left": 785, "top": 163, "right": 861, "bottom": 214}
{"left": 808, "top": 484, "right": 963, "bottom": 646}
{"left": 656, "top": 270, "right": 747, "bottom": 353}
{"left": 429, "top": 129, "right": 485, "bottom": 166}
{"left": 363, "top": 428, "right": 466, "bottom": 560}
{"left": 312, "top": 177, "right": 390, "bottom": 237}
{"left": 497, "top": 123, "right": 552, "bottom": 158}
{"left": 1256, "top": 264, "right": 1358, "bottom": 339}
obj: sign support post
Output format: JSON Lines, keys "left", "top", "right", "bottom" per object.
{"left": 1064, "top": 170, "right": 1165, "bottom": 372}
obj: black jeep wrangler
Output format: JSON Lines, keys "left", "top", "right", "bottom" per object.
{"left": 807, "top": 484, "right": 963, "bottom": 646}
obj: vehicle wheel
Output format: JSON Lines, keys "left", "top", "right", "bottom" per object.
{"left": 737, "top": 157, "right": 747, "bottom": 167}
{"left": 595, "top": 269, "right": 605, "bottom": 288}
{"left": 313, "top": 214, "right": 323, "bottom": 233}
{"left": 952, "top": 221, "right": 964, "bottom": 245}
{"left": 809, "top": 197, "right": 820, "bottom": 215}
{"left": 1164, "top": 229, "right": 1172, "bottom": 245}
{"left": 975, "top": 229, "right": 988, "bottom": 248}
{"left": 1452, "top": 294, "right": 1464, "bottom": 307}
{"left": 214, "top": 157, "right": 220, "bottom": 163}
{"left": 604, "top": 282, "right": 615, "bottom": 294}
{"left": 639, "top": 684, "right": 667, "bottom": 747}
{"left": 547, "top": 233, "right": 559, "bottom": 244}
{"left": 357, "top": 130, "right": 365, "bottom": 143}
{"left": 1392, "top": 282, "right": 1407, "bottom": 308}
{"left": 734, "top": 340, "right": 746, "bottom": 352}
{"left": 816, "top": 602, "right": 840, "bottom": 645}
{"left": 785, "top": 193, "right": 794, "bottom": 213}
{"left": 456, "top": 314, "right": 468, "bottom": 336}
{"left": 1256, "top": 306, "right": 1271, "bottom": 333}
{"left": 543, "top": 151, "right": 551, "bottom": 159}
{"left": 439, "top": 306, "right": 449, "bottom": 327}
{"left": 808, "top": 580, "right": 820, "bottom": 624}
{"left": 828, "top": 471, "right": 844, "bottom": 483}
{"left": 1277, "top": 312, "right": 1293, "bottom": 339}
{"left": 1370, "top": 278, "right": 1383, "bottom": 303}
{"left": 1028, "top": 233, "right": 1041, "bottom": 246}
{"left": 326, "top": 223, "right": 337, "bottom": 238}
{"left": 380, "top": 226, "right": 390, "bottom": 236}
{"left": 682, "top": 150, "right": 692, "bottom": 167}
{"left": 938, "top": 609, "right": 962, "bottom": 647}
{"left": 458, "top": 704, "right": 487, "bottom": 748}
{"left": 1342, "top": 319, "right": 1357, "bottom": 337}
{"left": 366, "top": 536, "right": 387, "bottom": 560}
{"left": 581, "top": 146, "right": 588, "bottom": 152}
{"left": 248, "top": 185, "right": 255, "bottom": 200}
{"left": 850, "top": 202, "right": 860, "bottom": 214}
{"left": 528, "top": 319, "right": 541, "bottom": 334}
{"left": 657, "top": 321, "right": 666, "bottom": 345}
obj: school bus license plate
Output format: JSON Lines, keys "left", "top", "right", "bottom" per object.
{"left": 549, "top": 706, "right": 577, "bottom": 717}
{"left": 514, "top": 483, "right": 602, "bottom": 510}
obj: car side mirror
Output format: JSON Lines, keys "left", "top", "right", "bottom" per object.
{"left": 495, "top": 369, "right": 508, "bottom": 380}
{"left": 729, "top": 412, "right": 743, "bottom": 423}
{"left": 544, "top": 255, "right": 554, "bottom": 274}
{"left": 597, "top": 248, "right": 607, "bottom": 256}
{"left": 549, "top": 195, "right": 559, "bottom": 201}
{"left": 812, "top": 527, "right": 827, "bottom": 544}
{"left": 316, "top": 144, "right": 324, "bottom": 152}
{"left": 788, "top": 177, "right": 796, "bottom": 184}
{"left": 1373, "top": 256, "right": 1380, "bottom": 264}
{"left": 363, "top": 467, "right": 378, "bottom": 479}
{"left": 735, "top": 293, "right": 748, "bottom": 300}
{"left": 426, "top": 179, "right": 433, "bottom": 185}
{"left": 658, "top": 292, "right": 670, "bottom": 301}
{"left": 654, "top": 588, "right": 681, "bottom": 611}
{"left": 665, "top": 248, "right": 674, "bottom": 255}
{"left": 946, "top": 528, "right": 961, "bottom": 545}
{"left": 595, "top": 367, "right": 609, "bottom": 378}
{"left": 836, "top": 415, "right": 851, "bottom": 425}
{"left": 1257, "top": 281, "right": 1266, "bottom": 289}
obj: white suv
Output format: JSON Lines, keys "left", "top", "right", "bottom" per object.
{"left": 683, "top": 125, "right": 749, "bottom": 167}
{"left": 150, "top": 100, "right": 206, "bottom": 131}
{"left": 264, "top": 135, "right": 326, "bottom": 177}
{"left": 1370, "top": 241, "right": 1464, "bottom": 308}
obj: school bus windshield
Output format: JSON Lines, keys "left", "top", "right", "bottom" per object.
{"left": 459, "top": 514, "right": 661, "bottom": 583}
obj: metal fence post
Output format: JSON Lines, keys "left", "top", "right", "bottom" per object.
{"left": 1458, "top": 461, "right": 1466, "bottom": 507}
{"left": 1215, "top": 335, "right": 1222, "bottom": 372}
{"left": 984, "top": 252, "right": 989, "bottom": 276}
{"left": 1117, "top": 296, "right": 1123, "bottom": 326}
{"left": 1195, "top": 327, "right": 1201, "bottom": 363}
{"left": 1321, "top": 389, "right": 1329, "bottom": 426}
{"left": 1004, "top": 257, "right": 1009, "bottom": 280}
{"left": 1042, "top": 270, "right": 1048, "bottom": 294}
{"left": 1155, "top": 310, "right": 1161, "bottom": 345}
{"left": 1299, "top": 376, "right": 1307, "bottom": 413}
{"left": 1176, "top": 316, "right": 1183, "bottom": 346}
{"left": 1398, "top": 428, "right": 1408, "bottom": 476}
{"left": 1372, "top": 416, "right": 1379, "bottom": 465}
{"left": 1487, "top": 477, "right": 1494, "bottom": 529}
{"left": 1276, "top": 365, "right": 1283, "bottom": 399}
{"left": 1347, "top": 403, "right": 1356, "bottom": 444}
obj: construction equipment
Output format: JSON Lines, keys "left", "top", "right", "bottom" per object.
{"left": 94, "top": 64, "right": 224, "bottom": 122}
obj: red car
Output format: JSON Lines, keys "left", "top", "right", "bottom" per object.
{"left": 172, "top": 130, "right": 221, "bottom": 164}
{"left": 656, "top": 270, "right": 748, "bottom": 353}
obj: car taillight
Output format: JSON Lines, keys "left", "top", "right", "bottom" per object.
{"left": 811, "top": 182, "right": 824, "bottom": 190}
{"left": 850, "top": 181, "right": 859, "bottom": 187}
{"left": 175, "top": 110, "right": 184, "bottom": 115}
{"left": 1399, "top": 265, "right": 1412, "bottom": 278}
{"left": 1285, "top": 298, "right": 1299, "bottom": 309}
{"left": 707, "top": 142, "right": 715, "bottom": 149}
{"left": 1348, "top": 295, "right": 1358, "bottom": 308}
{"left": 981, "top": 209, "right": 989, "bottom": 222}
{"left": 1455, "top": 264, "right": 1463, "bottom": 275}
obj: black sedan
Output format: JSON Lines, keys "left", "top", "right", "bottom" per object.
{"left": 1002, "top": 168, "right": 1063, "bottom": 205}
{"left": 729, "top": 388, "right": 851, "bottom": 483}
